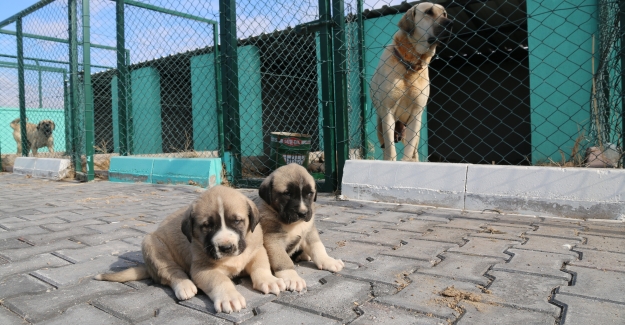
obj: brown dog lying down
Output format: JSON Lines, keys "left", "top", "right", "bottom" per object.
{"left": 95, "top": 185, "right": 286, "bottom": 313}
{"left": 254, "top": 163, "right": 344, "bottom": 292}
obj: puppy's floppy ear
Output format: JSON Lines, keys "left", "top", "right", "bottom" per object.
{"left": 180, "top": 205, "right": 194, "bottom": 243}
{"left": 258, "top": 175, "right": 273, "bottom": 204}
{"left": 50, "top": 121, "right": 55, "bottom": 131}
{"left": 37, "top": 121, "right": 43, "bottom": 131}
{"left": 247, "top": 198, "right": 260, "bottom": 233}
{"left": 398, "top": 7, "right": 416, "bottom": 33}
{"left": 314, "top": 187, "right": 317, "bottom": 202}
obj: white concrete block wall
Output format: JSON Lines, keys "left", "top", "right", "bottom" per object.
{"left": 342, "top": 161, "right": 625, "bottom": 220}
{"left": 13, "top": 157, "right": 71, "bottom": 180}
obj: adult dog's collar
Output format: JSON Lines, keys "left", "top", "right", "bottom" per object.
{"left": 393, "top": 47, "right": 423, "bottom": 72}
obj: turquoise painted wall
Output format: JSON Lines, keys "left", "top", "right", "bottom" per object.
{"left": 527, "top": 0, "right": 598, "bottom": 164}
{"left": 131, "top": 67, "right": 163, "bottom": 154}
{"left": 0, "top": 107, "right": 67, "bottom": 154}
{"left": 189, "top": 46, "right": 262, "bottom": 157}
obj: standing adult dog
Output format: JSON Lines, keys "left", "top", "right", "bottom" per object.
{"left": 370, "top": 2, "right": 453, "bottom": 161}
{"left": 95, "top": 186, "right": 286, "bottom": 314}
{"left": 255, "top": 163, "right": 344, "bottom": 292}
{"left": 10, "top": 118, "right": 55, "bottom": 156}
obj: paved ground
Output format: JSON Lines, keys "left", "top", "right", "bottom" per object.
{"left": 0, "top": 173, "right": 624, "bottom": 325}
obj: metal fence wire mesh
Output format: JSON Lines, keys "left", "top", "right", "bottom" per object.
{"left": 0, "top": 0, "right": 623, "bottom": 189}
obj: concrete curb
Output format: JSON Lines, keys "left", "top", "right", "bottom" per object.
{"left": 342, "top": 160, "right": 625, "bottom": 220}
{"left": 108, "top": 157, "right": 222, "bottom": 188}
{"left": 13, "top": 157, "right": 71, "bottom": 180}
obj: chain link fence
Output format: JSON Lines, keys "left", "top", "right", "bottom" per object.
{"left": 0, "top": 0, "right": 623, "bottom": 189}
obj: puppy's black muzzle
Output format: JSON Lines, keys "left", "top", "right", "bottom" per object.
{"left": 42, "top": 124, "right": 53, "bottom": 137}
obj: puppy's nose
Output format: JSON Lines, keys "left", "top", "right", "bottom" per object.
{"left": 218, "top": 244, "right": 234, "bottom": 253}
{"left": 297, "top": 211, "right": 307, "bottom": 219}
{"left": 442, "top": 19, "right": 453, "bottom": 28}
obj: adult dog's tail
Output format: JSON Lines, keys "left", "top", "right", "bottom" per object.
{"left": 94, "top": 266, "right": 150, "bottom": 282}
{"left": 9, "top": 118, "right": 22, "bottom": 130}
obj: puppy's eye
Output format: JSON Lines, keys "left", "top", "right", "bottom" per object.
{"left": 306, "top": 192, "right": 313, "bottom": 198}
{"left": 283, "top": 191, "right": 291, "bottom": 197}
{"left": 233, "top": 219, "right": 243, "bottom": 226}
{"left": 425, "top": 9, "right": 433, "bottom": 15}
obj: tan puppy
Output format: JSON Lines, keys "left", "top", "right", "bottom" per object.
{"left": 95, "top": 186, "right": 286, "bottom": 313}
{"left": 10, "top": 118, "right": 55, "bottom": 156}
{"left": 370, "top": 2, "right": 453, "bottom": 161}
{"left": 255, "top": 163, "right": 344, "bottom": 292}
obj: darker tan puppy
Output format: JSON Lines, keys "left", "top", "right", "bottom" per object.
{"left": 10, "top": 118, "right": 55, "bottom": 156}
{"left": 95, "top": 185, "right": 286, "bottom": 313}
{"left": 370, "top": 2, "right": 453, "bottom": 161}
{"left": 255, "top": 163, "right": 344, "bottom": 292}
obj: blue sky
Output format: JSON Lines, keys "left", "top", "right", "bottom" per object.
{"left": 3, "top": 1, "right": 42, "bottom": 21}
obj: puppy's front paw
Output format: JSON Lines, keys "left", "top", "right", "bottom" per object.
{"left": 173, "top": 279, "right": 197, "bottom": 300}
{"left": 275, "top": 269, "right": 306, "bottom": 292}
{"left": 401, "top": 156, "right": 418, "bottom": 162}
{"left": 315, "top": 257, "right": 345, "bottom": 272}
{"left": 253, "top": 275, "right": 286, "bottom": 295}
{"left": 295, "top": 252, "right": 312, "bottom": 262}
{"left": 214, "top": 290, "right": 246, "bottom": 314}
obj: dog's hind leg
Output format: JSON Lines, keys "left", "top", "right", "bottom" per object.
{"left": 142, "top": 234, "right": 197, "bottom": 301}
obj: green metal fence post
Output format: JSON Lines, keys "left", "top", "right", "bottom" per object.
{"left": 318, "top": 0, "right": 337, "bottom": 192}
{"left": 69, "top": 0, "right": 81, "bottom": 172}
{"left": 125, "top": 48, "right": 133, "bottom": 154}
{"left": 63, "top": 76, "right": 72, "bottom": 153}
{"left": 621, "top": 0, "right": 625, "bottom": 167}
{"left": 35, "top": 59, "right": 42, "bottom": 108}
{"left": 332, "top": 0, "right": 349, "bottom": 190}
{"left": 82, "top": 0, "right": 94, "bottom": 181}
{"left": 219, "top": 0, "right": 241, "bottom": 184}
{"left": 357, "top": 0, "right": 368, "bottom": 160}
{"left": 213, "top": 23, "right": 225, "bottom": 159}
{"left": 116, "top": 0, "right": 129, "bottom": 156}
{"left": 17, "top": 17, "right": 28, "bottom": 157}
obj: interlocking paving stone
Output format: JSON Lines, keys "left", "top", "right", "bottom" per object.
{"left": 490, "top": 214, "right": 539, "bottom": 225}
{"left": 580, "top": 223, "right": 625, "bottom": 238}
{"left": 0, "top": 226, "right": 50, "bottom": 241}
{"left": 44, "top": 304, "right": 129, "bottom": 325}
{"left": 0, "top": 306, "right": 26, "bottom": 325}
{"left": 3, "top": 279, "right": 131, "bottom": 323}
{"left": 380, "top": 238, "right": 457, "bottom": 263}
{"left": 376, "top": 273, "right": 484, "bottom": 320}
{"left": 358, "top": 211, "right": 422, "bottom": 223}
{"left": 569, "top": 248, "right": 625, "bottom": 272}
{"left": 317, "top": 229, "right": 367, "bottom": 250}
{"left": 435, "top": 218, "right": 489, "bottom": 230}
{"left": 87, "top": 221, "right": 153, "bottom": 234}
{"left": 53, "top": 240, "right": 141, "bottom": 264}
{"left": 558, "top": 265, "right": 625, "bottom": 304}
{"left": 34, "top": 205, "right": 91, "bottom": 214}
{"left": 416, "top": 227, "right": 475, "bottom": 245}
{"left": 513, "top": 235, "right": 581, "bottom": 257}
{"left": 135, "top": 304, "right": 228, "bottom": 325}
{"left": 0, "top": 274, "right": 52, "bottom": 300}
{"left": 448, "top": 237, "right": 520, "bottom": 259}
{"left": 554, "top": 294, "right": 625, "bottom": 325}
{"left": 179, "top": 277, "right": 280, "bottom": 323}
{"left": 18, "top": 211, "right": 83, "bottom": 221}
{"left": 0, "top": 238, "right": 31, "bottom": 250}
{"left": 241, "top": 301, "right": 340, "bottom": 325}
{"left": 120, "top": 236, "right": 144, "bottom": 247}
{"left": 72, "top": 229, "right": 145, "bottom": 246}
{"left": 581, "top": 234, "right": 625, "bottom": 254}
{"left": 349, "top": 301, "right": 442, "bottom": 325}
{"left": 130, "top": 223, "right": 160, "bottom": 234}
{"left": 334, "top": 219, "right": 400, "bottom": 235}
{"left": 382, "top": 219, "right": 444, "bottom": 233}
{"left": 31, "top": 255, "right": 138, "bottom": 287}
{"left": 491, "top": 249, "right": 575, "bottom": 281}
{"left": 276, "top": 275, "right": 371, "bottom": 323}
{"left": 0, "top": 240, "right": 85, "bottom": 262}
{"left": 351, "top": 228, "right": 419, "bottom": 247}
{"left": 22, "top": 227, "right": 99, "bottom": 245}
{"left": 291, "top": 262, "right": 336, "bottom": 289}
{"left": 41, "top": 219, "right": 107, "bottom": 231}
{"left": 530, "top": 225, "right": 584, "bottom": 240}
{"left": 58, "top": 211, "right": 119, "bottom": 222}
{"left": 92, "top": 285, "right": 179, "bottom": 323}
{"left": 0, "top": 217, "right": 68, "bottom": 230}
{"left": 483, "top": 270, "right": 567, "bottom": 316}
{"left": 470, "top": 224, "right": 532, "bottom": 242}
{"left": 417, "top": 252, "right": 499, "bottom": 285}
{"left": 457, "top": 301, "right": 556, "bottom": 325}
{"left": 0, "top": 253, "right": 71, "bottom": 280}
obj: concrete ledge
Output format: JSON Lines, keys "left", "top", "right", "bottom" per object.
{"left": 13, "top": 157, "right": 71, "bottom": 180}
{"left": 109, "top": 157, "right": 222, "bottom": 188}
{"left": 342, "top": 161, "right": 625, "bottom": 220}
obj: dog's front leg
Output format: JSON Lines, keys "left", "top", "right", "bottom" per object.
{"left": 382, "top": 113, "right": 397, "bottom": 161}
{"left": 245, "top": 247, "right": 286, "bottom": 295}
{"left": 192, "top": 267, "right": 246, "bottom": 314}
{"left": 303, "top": 227, "right": 344, "bottom": 272}
{"left": 401, "top": 112, "right": 423, "bottom": 162}
{"left": 264, "top": 236, "right": 306, "bottom": 292}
